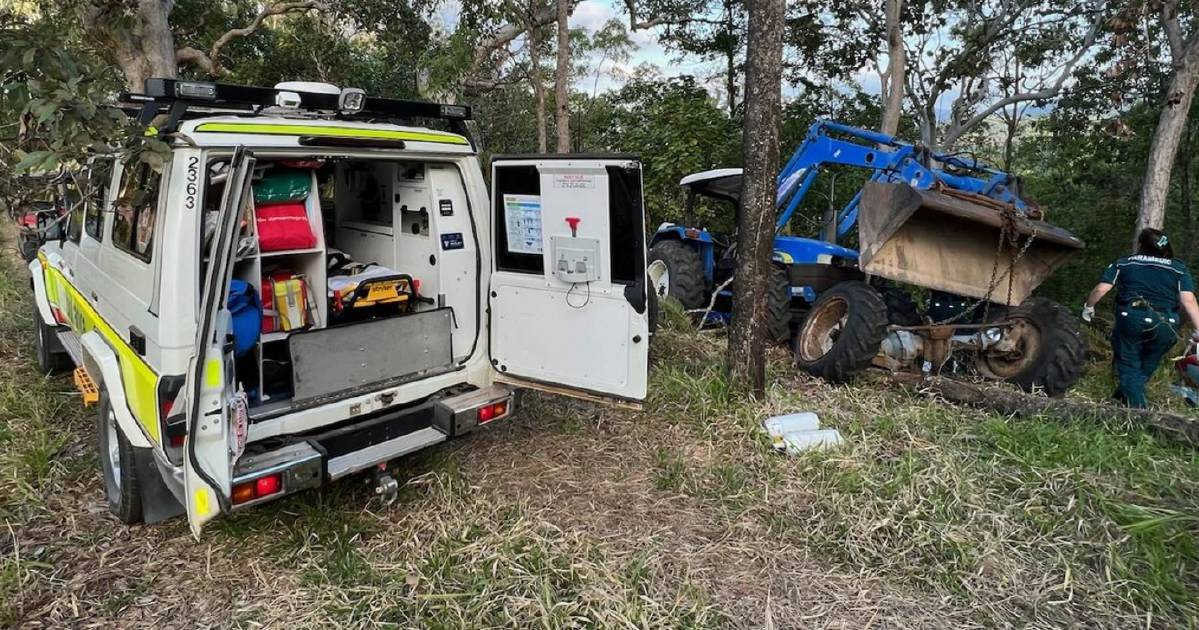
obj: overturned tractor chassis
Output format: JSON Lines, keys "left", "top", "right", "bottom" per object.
{"left": 794, "top": 181, "right": 1086, "bottom": 396}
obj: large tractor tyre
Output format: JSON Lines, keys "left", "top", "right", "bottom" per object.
{"left": 974, "top": 297, "right": 1085, "bottom": 397}
{"left": 795, "top": 281, "right": 889, "bottom": 382}
{"left": 96, "top": 393, "right": 144, "bottom": 524}
{"left": 648, "top": 240, "right": 705, "bottom": 310}
{"left": 33, "top": 304, "right": 72, "bottom": 375}
{"left": 878, "top": 285, "right": 921, "bottom": 327}
{"left": 766, "top": 266, "right": 793, "bottom": 344}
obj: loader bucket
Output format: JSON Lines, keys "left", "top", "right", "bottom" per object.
{"left": 857, "top": 182, "right": 1084, "bottom": 306}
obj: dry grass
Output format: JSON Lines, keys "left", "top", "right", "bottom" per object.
{"left": 2, "top": 229, "right": 1198, "bottom": 628}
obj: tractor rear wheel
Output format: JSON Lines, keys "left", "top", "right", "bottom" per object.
{"left": 732, "top": 265, "right": 791, "bottom": 344}
{"left": 648, "top": 240, "right": 705, "bottom": 310}
{"left": 794, "top": 281, "right": 888, "bottom": 382}
{"left": 766, "top": 266, "right": 792, "bottom": 344}
{"left": 974, "top": 297, "right": 1084, "bottom": 396}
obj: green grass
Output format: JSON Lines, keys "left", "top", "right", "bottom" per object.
{"left": 642, "top": 312, "right": 1199, "bottom": 626}
{"left": 5, "top": 237, "right": 1199, "bottom": 627}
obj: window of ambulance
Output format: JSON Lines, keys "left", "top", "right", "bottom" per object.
{"left": 111, "top": 159, "right": 163, "bottom": 262}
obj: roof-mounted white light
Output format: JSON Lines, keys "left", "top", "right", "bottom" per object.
{"left": 275, "top": 91, "right": 302, "bottom": 109}
{"left": 339, "top": 87, "right": 366, "bottom": 114}
{"left": 175, "top": 81, "right": 216, "bottom": 100}
{"left": 275, "top": 81, "right": 339, "bottom": 94}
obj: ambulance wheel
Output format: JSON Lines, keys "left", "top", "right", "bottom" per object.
{"left": 765, "top": 266, "right": 792, "bottom": 344}
{"left": 97, "top": 393, "right": 144, "bottom": 524}
{"left": 795, "top": 281, "right": 888, "bottom": 382}
{"left": 975, "top": 297, "right": 1084, "bottom": 397}
{"left": 33, "top": 305, "right": 71, "bottom": 375}
{"left": 648, "top": 240, "right": 705, "bottom": 309}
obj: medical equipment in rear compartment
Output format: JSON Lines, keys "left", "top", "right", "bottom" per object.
{"left": 327, "top": 256, "right": 432, "bottom": 324}
{"left": 253, "top": 168, "right": 317, "bottom": 252}
{"left": 262, "top": 271, "right": 318, "bottom": 332}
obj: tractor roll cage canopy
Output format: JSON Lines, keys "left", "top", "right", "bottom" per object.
{"left": 120, "top": 78, "right": 473, "bottom": 141}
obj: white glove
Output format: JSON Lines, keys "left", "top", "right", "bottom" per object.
{"left": 1081, "top": 305, "right": 1094, "bottom": 323}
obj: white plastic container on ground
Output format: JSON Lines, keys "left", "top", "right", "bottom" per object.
{"left": 763, "top": 411, "right": 844, "bottom": 454}
{"left": 779, "top": 428, "right": 844, "bottom": 453}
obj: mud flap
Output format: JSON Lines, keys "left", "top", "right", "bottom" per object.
{"left": 857, "top": 182, "right": 1084, "bottom": 305}
{"left": 133, "top": 448, "right": 185, "bottom": 524}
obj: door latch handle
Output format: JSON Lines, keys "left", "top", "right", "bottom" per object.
{"left": 90, "top": 291, "right": 99, "bottom": 303}
{"left": 129, "top": 327, "right": 147, "bottom": 356}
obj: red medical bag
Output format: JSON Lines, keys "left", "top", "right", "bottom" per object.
{"left": 255, "top": 201, "right": 316, "bottom": 252}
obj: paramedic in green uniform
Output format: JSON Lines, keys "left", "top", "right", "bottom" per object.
{"left": 1082, "top": 228, "right": 1199, "bottom": 408}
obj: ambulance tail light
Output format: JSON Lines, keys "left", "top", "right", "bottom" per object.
{"left": 477, "top": 400, "right": 509, "bottom": 425}
{"left": 435, "top": 386, "right": 515, "bottom": 436}
{"left": 51, "top": 306, "right": 67, "bottom": 325}
{"left": 232, "top": 473, "right": 283, "bottom": 506}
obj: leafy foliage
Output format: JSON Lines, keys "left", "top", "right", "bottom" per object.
{"left": 0, "top": 9, "right": 128, "bottom": 214}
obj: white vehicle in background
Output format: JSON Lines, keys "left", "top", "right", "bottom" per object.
{"left": 28, "top": 79, "right": 652, "bottom": 535}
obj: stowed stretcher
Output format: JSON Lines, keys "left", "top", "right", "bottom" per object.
{"left": 328, "top": 261, "right": 433, "bottom": 323}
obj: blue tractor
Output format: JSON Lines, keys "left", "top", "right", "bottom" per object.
{"left": 647, "top": 120, "right": 1087, "bottom": 395}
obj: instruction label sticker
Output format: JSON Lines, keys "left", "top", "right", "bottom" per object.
{"left": 502, "top": 194, "right": 543, "bottom": 254}
{"left": 553, "top": 174, "right": 595, "bottom": 189}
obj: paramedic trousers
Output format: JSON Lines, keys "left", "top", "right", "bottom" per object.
{"left": 1112, "top": 307, "right": 1180, "bottom": 408}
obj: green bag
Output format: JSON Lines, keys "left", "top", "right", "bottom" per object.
{"left": 253, "top": 169, "right": 311, "bottom": 204}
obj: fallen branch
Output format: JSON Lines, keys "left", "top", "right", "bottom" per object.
{"left": 688, "top": 274, "right": 735, "bottom": 329}
{"left": 885, "top": 371, "right": 1199, "bottom": 443}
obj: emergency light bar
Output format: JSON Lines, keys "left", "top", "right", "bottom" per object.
{"left": 122, "top": 78, "right": 474, "bottom": 138}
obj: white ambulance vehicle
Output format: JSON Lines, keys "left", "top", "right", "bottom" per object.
{"left": 29, "top": 79, "right": 651, "bottom": 535}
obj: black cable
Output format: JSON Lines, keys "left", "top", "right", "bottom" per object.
{"left": 566, "top": 281, "right": 591, "bottom": 309}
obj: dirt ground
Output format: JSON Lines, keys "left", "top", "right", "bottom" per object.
{"left": 3, "top": 226, "right": 1197, "bottom": 629}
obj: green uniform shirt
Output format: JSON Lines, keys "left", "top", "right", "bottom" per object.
{"left": 1100, "top": 255, "right": 1195, "bottom": 312}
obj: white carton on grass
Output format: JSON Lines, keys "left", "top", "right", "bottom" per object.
{"left": 780, "top": 428, "right": 844, "bottom": 453}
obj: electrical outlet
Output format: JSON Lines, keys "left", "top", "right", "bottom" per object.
{"left": 550, "top": 235, "right": 601, "bottom": 283}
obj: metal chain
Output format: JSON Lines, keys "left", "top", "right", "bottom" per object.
{"left": 925, "top": 203, "right": 1038, "bottom": 327}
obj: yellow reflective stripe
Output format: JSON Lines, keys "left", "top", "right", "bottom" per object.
{"left": 193, "top": 122, "right": 469, "bottom": 145}
{"left": 42, "top": 265, "right": 161, "bottom": 443}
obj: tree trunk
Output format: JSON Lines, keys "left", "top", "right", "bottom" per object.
{"left": 1182, "top": 121, "right": 1195, "bottom": 259}
{"left": 529, "top": 23, "right": 548, "bottom": 153}
{"left": 1003, "top": 111, "right": 1017, "bottom": 172}
{"left": 1138, "top": 34, "right": 1199, "bottom": 236}
{"left": 554, "top": 0, "right": 571, "bottom": 153}
{"left": 727, "top": 0, "right": 784, "bottom": 397}
{"left": 724, "top": 0, "right": 738, "bottom": 116}
{"left": 80, "top": 0, "right": 179, "bottom": 91}
{"left": 887, "top": 372, "right": 1199, "bottom": 444}
{"left": 879, "top": 0, "right": 905, "bottom": 136}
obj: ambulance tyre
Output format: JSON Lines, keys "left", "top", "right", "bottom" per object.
{"left": 33, "top": 305, "right": 71, "bottom": 375}
{"left": 97, "top": 393, "right": 144, "bottom": 524}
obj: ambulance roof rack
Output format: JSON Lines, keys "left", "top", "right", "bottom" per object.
{"left": 119, "top": 78, "right": 473, "bottom": 139}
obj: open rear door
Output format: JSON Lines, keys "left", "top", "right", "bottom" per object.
{"left": 183, "top": 147, "right": 256, "bottom": 536}
{"left": 489, "top": 155, "right": 650, "bottom": 405}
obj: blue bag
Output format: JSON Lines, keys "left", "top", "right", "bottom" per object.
{"left": 228, "top": 279, "right": 262, "bottom": 357}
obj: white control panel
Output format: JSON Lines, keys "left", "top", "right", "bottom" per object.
{"left": 551, "top": 235, "right": 601, "bottom": 283}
